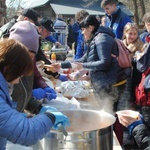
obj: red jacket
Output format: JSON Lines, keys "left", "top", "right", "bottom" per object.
{"left": 135, "top": 67, "right": 150, "bottom": 106}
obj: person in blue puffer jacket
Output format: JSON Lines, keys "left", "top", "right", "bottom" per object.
{"left": 101, "top": 0, "right": 132, "bottom": 39}
{"left": 51, "top": 15, "right": 132, "bottom": 113}
{"left": 51, "top": 15, "right": 132, "bottom": 146}
{"left": 0, "top": 39, "right": 70, "bottom": 149}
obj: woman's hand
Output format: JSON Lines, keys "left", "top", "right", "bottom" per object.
{"left": 116, "top": 110, "right": 141, "bottom": 127}
{"left": 68, "top": 69, "right": 89, "bottom": 81}
{"left": 50, "top": 63, "right": 61, "bottom": 72}
{"left": 117, "top": 115, "right": 140, "bottom": 127}
{"left": 44, "top": 64, "right": 56, "bottom": 72}
{"left": 71, "top": 62, "right": 83, "bottom": 71}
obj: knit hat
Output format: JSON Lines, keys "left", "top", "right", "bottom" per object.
{"left": 21, "top": 8, "right": 40, "bottom": 26}
{"left": 9, "top": 21, "right": 39, "bottom": 54}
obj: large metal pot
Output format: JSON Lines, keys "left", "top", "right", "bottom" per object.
{"left": 33, "top": 109, "right": 116, "bottom": 150}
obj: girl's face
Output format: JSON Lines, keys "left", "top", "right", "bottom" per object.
{"left": 81, "top": 26, "right": 93, "bottom": 41}
{"left": 125, "top": 28, "right": 138, "bottom": 44}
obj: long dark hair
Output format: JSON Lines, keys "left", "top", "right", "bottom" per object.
{"left": 0, "top": 39, "right": 33, "bottom": 82}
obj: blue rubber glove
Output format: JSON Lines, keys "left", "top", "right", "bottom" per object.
{"left": 46, "top": 93, "right": 57, "bottom": 101}
{"left": 32, "top": 88, "right": 46, "bottom": 100}
{"left": 58, "top": 74, "right": 68, "bottom": 82}
{"left": 40, "top": 106, "right": 57, "bottom": 114}
{"left": 50, "top": 111, "right": 70, "bottom": 130}
{"left": 44, "top": 87, "right": 56, "bottom": 94}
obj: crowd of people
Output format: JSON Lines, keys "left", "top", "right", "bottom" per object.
{"left": 0, "top": 0, "right": 150, "bottom": 149}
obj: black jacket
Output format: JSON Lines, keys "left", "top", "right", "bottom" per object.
{"left": 11, "top": 75, "right": 42, "bottom": 114}
{"left": 131, "top": 107, "right": 150, "bottom": 150}
{"left": 67, "top": 24, "right": 75, "bottom": 48}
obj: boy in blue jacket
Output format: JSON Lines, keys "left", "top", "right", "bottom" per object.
{"left": 101, "top": 0, "right": 132, "bottom": 39}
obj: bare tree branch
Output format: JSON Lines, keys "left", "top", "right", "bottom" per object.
{"left": 82, "top": 0, "right": 98, "bottom": 8}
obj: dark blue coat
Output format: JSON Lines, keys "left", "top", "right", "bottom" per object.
{"left": 76, "top": 26, "right": 130, "bottom": 93}
{"left": 74, "top": 30, "right": 88, "bottom": 59}
{"left": 72, "top": 22, "right": 80, "bottom": 44}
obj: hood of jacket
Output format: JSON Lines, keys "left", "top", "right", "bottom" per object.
{"left": 94, "top": 26, "right": 115, "bottom": 38}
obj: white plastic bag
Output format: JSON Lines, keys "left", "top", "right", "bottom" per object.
{"left": 59, "top": 80, "right": 90, "bottom": 99}
{"left": 43, "top": 93, "right": 80, "bottom": 110}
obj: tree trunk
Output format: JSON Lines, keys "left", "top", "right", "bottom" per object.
{"left": 132, "top": 0, "right": 139, "bottom": 25}
{"left": 0, "top": 0, "right": 7, "bottom": 27}
{"left": 139, "top": 0, "right": 145, "bottom": 18}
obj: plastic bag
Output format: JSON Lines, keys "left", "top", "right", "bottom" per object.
{"left": 59, "top": 80, "right": 90, "bottom": 99}
{"left": 43, "top": 93, "right": 80, "bottom": 110}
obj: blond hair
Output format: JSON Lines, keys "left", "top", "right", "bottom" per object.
{"left": 142, "top": 12, "right": 150, "bottom": 23}
{"left": 122, "top": 22, "right": 144, "bottom": 56}
{"left": 123, "top": 22, "right": 139, "bottom": 40}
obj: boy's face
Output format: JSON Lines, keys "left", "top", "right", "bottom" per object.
{"left": 103, "top": 4, "right": 116, "bottom": 16}
{"left": 38, "top": 26, "right": 50, "bottom": 38}
{"left": 145, "top": 22, "right": 150, "bottom": 32}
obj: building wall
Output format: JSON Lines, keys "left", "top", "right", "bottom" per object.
{"left": 34, "top": 3, "right": 75, "bottom": 22}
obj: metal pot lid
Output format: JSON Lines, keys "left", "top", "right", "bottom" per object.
{"left": 53, "top": 109, "right": 116, "bottom": 133}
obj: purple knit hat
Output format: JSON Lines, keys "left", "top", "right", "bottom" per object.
{"left": 9, "top": 21, "right": 39, "bottom": 53}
